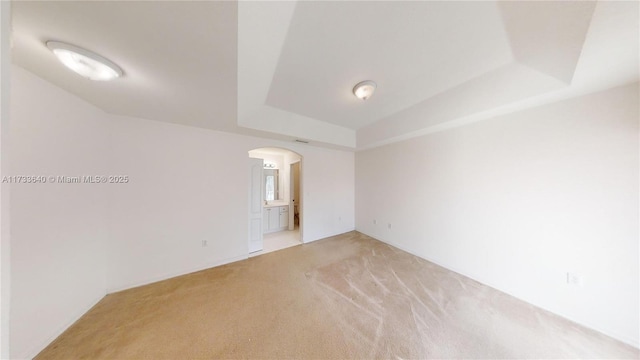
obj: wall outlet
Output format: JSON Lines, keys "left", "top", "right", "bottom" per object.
{"left": 566, "top": 272, "right": 583, "bottom": 286}
{"left": 387, "top": 223, "right": 392, "bottom": 230}
{"left": 202, "top": 240, "right": 208, "bottom": 247}
{"left": 373, "top": 219, "right": 377, "bottom": 225}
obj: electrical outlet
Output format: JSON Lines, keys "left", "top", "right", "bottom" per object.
{"left": 202, "top": 240, "right": 208, "bottom": 247}
{"left": 387, "top": 223, "right": 392, "bottom": 230}
{"left": 566, "top": 272, "right": 583, "bottom": 286}
{"left": 373, "top": 219, "right": 377, "bottom": 225}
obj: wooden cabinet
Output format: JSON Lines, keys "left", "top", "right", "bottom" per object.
{"left": 263, "top": 205, "right": 289, "bottom": 233}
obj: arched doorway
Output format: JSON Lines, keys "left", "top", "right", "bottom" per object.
{"left": 247, "top": 147, "right": 303, "bottom": 256}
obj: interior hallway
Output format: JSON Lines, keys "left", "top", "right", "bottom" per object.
{"left": 35, "top": 232, "right": 637, "bottom": 359}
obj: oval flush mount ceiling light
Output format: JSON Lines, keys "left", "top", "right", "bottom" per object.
{"left": 46, "top": 41, "right": 123, "bottom": 81}
{"left": 353, "top": 80, "right": 377, "bottom": 100}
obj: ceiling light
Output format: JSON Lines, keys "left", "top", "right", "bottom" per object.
{"left": 353, "top": 80, "right": 377, "bottom": 100}
{"left": 46, "top": 41, "right": 123, "bottom": 81}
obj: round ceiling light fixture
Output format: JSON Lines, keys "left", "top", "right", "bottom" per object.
{"left": 353, "top": 80, "right": 377, "bottom": 100}
{"left": 46, "top": 41, "right": 123, "bottom": 81}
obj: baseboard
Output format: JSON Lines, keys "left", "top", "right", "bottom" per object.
{"left": 303, "top": 227, "right": 356, "bottom": 244}
{"left": 106, "top": 254, "right": 248, "bottom": 294}
{"left": 21, "top": 292, "right": 106, "bottom": 360}
{"left": 22, "top": 254, "right": 250, "bottom": 359}
{"left": 109, "top": 228, "right": 355, "bottom": 293}
{"left": 355, "top": 229, "right": 640, "bottom": 350}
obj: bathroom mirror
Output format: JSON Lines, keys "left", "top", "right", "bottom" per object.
{"left": 264, "top": 169, "right": 279, "bottom": 201}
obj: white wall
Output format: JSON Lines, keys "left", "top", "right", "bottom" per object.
{"left": 107, "top": 117, "right": 251, "bottom": 291}
{"left": 0, "top": 1, "right": 12, "bottom": 357}
{"left": 107, "top": 115, "right": 355, "bottom": 292}
{"left": 9, "top": 66, "right": 110, "bottom": 359}
{"left": 9, "top": 65, "right": 356, "bottom": 357}
{"left": 301, "top": 145, "right": 354, "bottom": 242}
{"left": 356, "top": 82, "right": 639, "bottom": 347}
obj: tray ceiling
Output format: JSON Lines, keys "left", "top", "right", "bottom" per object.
{"left": 11, "top": 1, "right": 639, "bottom": 150}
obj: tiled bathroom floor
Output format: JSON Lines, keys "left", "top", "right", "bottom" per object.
{"left": 250, "top": 227, "right": 301, "bottom": 257}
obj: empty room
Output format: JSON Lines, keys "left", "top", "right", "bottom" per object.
{"left": 0, "top": 0, "right": 638, "bottom": 359}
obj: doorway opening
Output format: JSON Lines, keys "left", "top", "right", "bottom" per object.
{"left": 248, "top": 147, "right": 303, "bottom": 256}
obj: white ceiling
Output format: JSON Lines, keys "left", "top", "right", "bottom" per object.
{"left": 265, "top": 1, "right": 513, "bottom": 130}
{"left": 12, "top": 1, "right": 238, "bottom": 130}
{"left": 11, "top": 1, "right": 640, "bottom": 151}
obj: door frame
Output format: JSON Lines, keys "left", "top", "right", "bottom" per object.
{"left": 248, "top": 157, "right": 264, "bottom": 253}
{"left": 289, "top": 160, "right": 301, "bottom": 233}
{"left": 248, "top": 147, "right": 304, "bottom": 248}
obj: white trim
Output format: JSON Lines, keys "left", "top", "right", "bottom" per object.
{"left": 107, "top": 254, "right": 247, "bottom": 294}
{"left": 304, "top": 228, "right": 356, "bottom": 244}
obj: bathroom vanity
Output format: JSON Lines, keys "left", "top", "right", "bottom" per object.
{"left": 263, "top": 203, "right": 288, "bottom": 233}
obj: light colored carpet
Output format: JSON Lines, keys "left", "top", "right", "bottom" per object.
{"left": 36, "top": 231, "right": 638, "bottom": 359}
